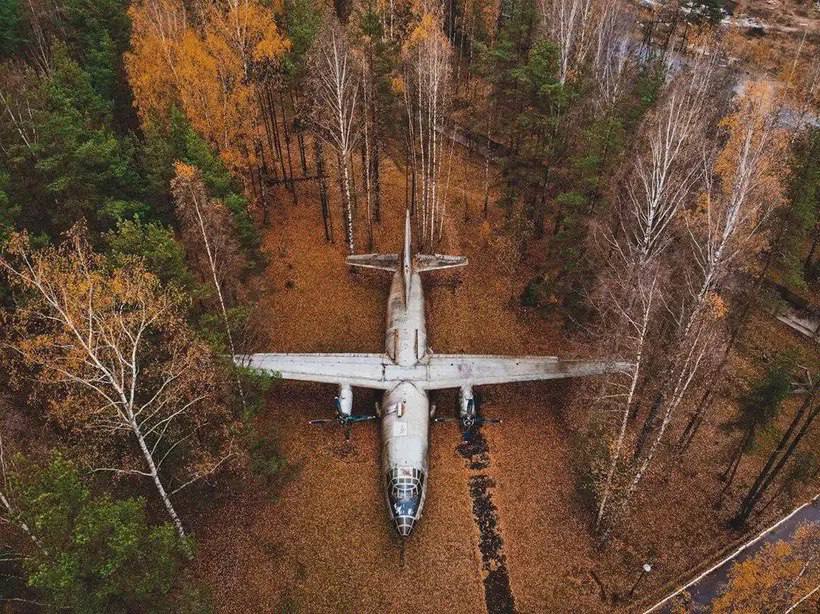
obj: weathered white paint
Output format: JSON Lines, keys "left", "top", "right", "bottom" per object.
{"left": 236, "top": 211, "right": 629, "bottom": 537}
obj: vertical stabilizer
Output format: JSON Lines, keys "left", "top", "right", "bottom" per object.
{"left": 402, "top": 209, "right": 412, "bottom": 304}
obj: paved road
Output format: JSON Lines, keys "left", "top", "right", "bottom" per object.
{"left": 645, "top": 495, "right": 820, "bottom": 613}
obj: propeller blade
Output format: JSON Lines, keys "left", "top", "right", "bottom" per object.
{"left": 349, "top": 414, "right": 377, "bottom": 423}
{"left": 308, "top": 418, "right": 336, "bottom": 424}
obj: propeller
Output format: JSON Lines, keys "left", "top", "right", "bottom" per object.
{"left": 434, "top": 394, "right": 501, "bottom": 440}
{"left": 309, "top": 397, "right": 377, "bottom": 442}
{"left": 460, "top": 397, "right": 501, "bottom": 435}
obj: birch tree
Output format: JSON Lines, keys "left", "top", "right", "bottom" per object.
{"left": 590, "top": 263, "right": 661, "bottom": 531}
{"left": 538, "top": 0, "right": 598, "bottom": 86}
{"left": 0, "top": 230, "right": 233, "bottom": 543}
{"left": 591, "top": 0, "right": 631, "bottom": 111}
{"left": 171, "top": 162, "right": 247, "bottom": 411}
{"left": 672, "top": 81, "right": 790, "bottom": 446}
{"left": 623, "top": 52, "right": 717, "bottom": 268}
{"left": 403, "top": 6, "right": 452, "bottom": 249}
{"left": 591, "top": 52, "right": 724, "bottom": 533}
{"left": 308, "top": 19, "right": 360, "bottom": 253}
{"left": 610, "top": 82, "right": 788, "bottom": 530}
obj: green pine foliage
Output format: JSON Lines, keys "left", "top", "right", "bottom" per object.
{"left": 105, "top": 218, "right": 196, "bottom": 291}
{"left": 16, "top": 455, "right": 191, "bottom": 613}
{"left": 780, "top": 128, "right": 819, "bottom": 289}
{"left": 0, "top": 0, "right": 24, "bottom": 57}
{"left": 2, "top": 47, "right": 146, "bottom": 238}
{"left": 282, "top": 0, "right": 323, "bottom": 80}
{"left": 142, "top": 108, "right": 262, "bottom": 265}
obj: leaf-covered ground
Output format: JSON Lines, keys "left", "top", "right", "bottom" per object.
{"left": 190, "top": 144, "right": 819, "bottom": 613}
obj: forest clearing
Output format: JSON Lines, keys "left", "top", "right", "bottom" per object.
{"left": 0, "top": 0, "right": 818, "bottom": 611}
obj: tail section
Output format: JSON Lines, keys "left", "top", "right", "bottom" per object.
{"left": 345, "top": 253, "right": 399, "bottom": 271}
{"left": 414, "top": 254, "right": 468, "bottom": 272}
{"left": 402, "top": 209, "right": 413, "bottom": 304}
{"left": 346, "top": 209, "right": 468, "bottom": 304}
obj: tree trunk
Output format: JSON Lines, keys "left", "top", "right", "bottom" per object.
{"left": 131, "top": 416, "right": 188, "bottom": 547}
{"left": 596, "top": 308, "right": 649, "bottom": 531}
{"left": 279, "top": 94, "right": 297, "bottom": 204}
{"left": 338, "top": 151, "right": 355, "bottom": 253}
{"left": 187, "top": 185, "right": 247, "bottom": 414}
{"left": 290, "top": 91, "right": 309, "bottom": 175}
{"left": 268, "top": 86, "right": 288, "bottom": 184}
{"left": 733, "top": 384, "right": 818, "bottom": 525}
{"left": 315, "top": 140, "right": 333, "bottom": 242}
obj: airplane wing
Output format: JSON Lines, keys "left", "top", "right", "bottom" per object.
{"left": 235, "top": 353, "right": 395, "bottom": 389}
{"left": 421, "top": 355, "right": 632, "bottom": 389}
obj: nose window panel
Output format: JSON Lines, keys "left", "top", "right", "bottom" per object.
{"left": 386, "top": 467, "right": 425, "bottom": 537}
{"left": 388, "top": 467, "right": 424, "bottom": 501}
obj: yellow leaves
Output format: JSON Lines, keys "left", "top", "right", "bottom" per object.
{"left": 407, "top": 13, "right": 437, "bottom": 48}
{"left": 173, "top": 161, "right": 196, "bottom": 181}
{"left": 125, "top": 0, "right": 189, "bottom": 120}
{"left": 2, "top": 229, "right": 30, "bottom": 257}
{"left": 716, "top": 80, "right": 780, "bottom": 185}
{"left": 391, "top": 75, "right": 406, "bottom": 95}
{"left": 705, "top": 291, "right": 728, "bottom": 320}
{"left": 127, "top": 0, "right": 291, "bottom": 175}
{"left": 713, "top": 522, "right": 820, "bottom": 614}
{"left": 254, "top": 32, "right": 290, "bottom": 63}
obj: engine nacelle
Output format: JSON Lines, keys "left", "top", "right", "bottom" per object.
{"left": 336, "top": 384, "right": 353, "bottom": 417}
{"left": 458, "top": 385, "right": 474, "bottom": 419}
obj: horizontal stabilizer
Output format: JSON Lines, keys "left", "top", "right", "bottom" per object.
{"left": 346, "top": 253, "right": 399, "bottom": 272}
{"left": 414, "top": 254, "right": 468, "bottom": 272}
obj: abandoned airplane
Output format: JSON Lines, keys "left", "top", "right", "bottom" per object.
{"left": 236, "top": 211, "right": 629, "bottom": 538}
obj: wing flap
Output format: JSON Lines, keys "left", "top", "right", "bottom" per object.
{"left": 414, "top": 254, "right": 468, "bottom": 272}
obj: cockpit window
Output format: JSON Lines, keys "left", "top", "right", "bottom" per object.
{"left": 387, "top": 466, "right": 423, "bottom": 502}
{"left": 386, "top": 466, "right": 425, "bottom": 537}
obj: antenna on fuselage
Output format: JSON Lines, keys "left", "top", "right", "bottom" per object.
{"left": 402, "top": 209, "right": 412, "bottom": 305}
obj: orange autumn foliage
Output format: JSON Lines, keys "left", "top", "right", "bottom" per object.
{"left": 715, "top": 80, "right": 788, "bottom": 204}
{"left": 125, "top": 0, "right": 188, "bottom": 121}
{"left": 712, "top": 523, "right": 820, "bottom": 613}
{"left": 126, "top": 0, "right": 290, "bottom": 177}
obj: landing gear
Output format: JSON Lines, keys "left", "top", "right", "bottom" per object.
{"left": 308, "top": 384, "right": 377, "bottom": 448}
{"left": 432, "top": 386, "right": 501, "bottom": 440}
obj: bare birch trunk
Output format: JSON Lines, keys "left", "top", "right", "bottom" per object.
{"left": 185, "top": 184, "right": 248, "bottom": 414}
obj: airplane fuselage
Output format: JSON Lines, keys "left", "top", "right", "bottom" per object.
{"left": 237, "top": 211, "right": 628, "bottom": 540}
{"left": 381, "top": 270, "right": 431, "bottom": 536}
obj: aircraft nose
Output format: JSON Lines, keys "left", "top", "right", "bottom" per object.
{"left": 389, "top": 492, "right": 420, "bottom": 538}
{"left": 386, "top": 466, "right": 425, "bottom": 539}
{"left": 395, "top": 513, "right": 416, "bottom": 537}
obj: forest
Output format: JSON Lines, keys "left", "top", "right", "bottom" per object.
{"left": 0, "top": 0, "right": 818, "bottom": 611}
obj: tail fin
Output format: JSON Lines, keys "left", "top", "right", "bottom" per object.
{"left": 346, "top": 209, "right": 467, "bottom": 304}
{"left": 402, "top": 209, "right": 413, "bottom": 304}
